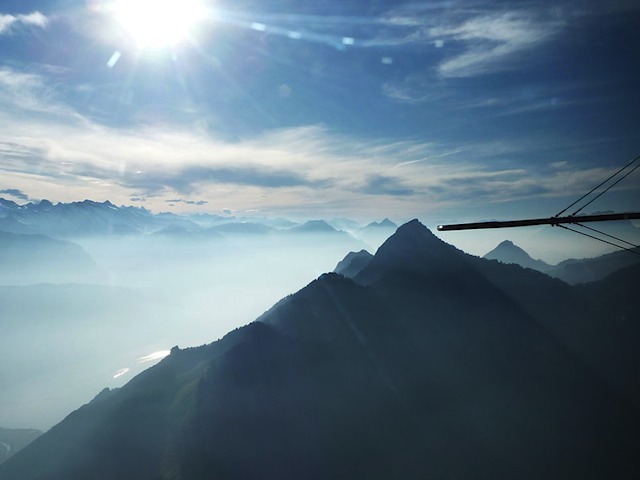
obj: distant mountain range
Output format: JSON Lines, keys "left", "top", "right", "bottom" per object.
{"left": 484, "top": 239, "right": 640, "bottom": 284}
{"left": 355, "top": 218, "right": 397, "bottom": 250}
{"left": 0, "top": 198, "right": 394, "bottom": 288}
{"left": 0, "top": 199, "right": 157, "bottom": 237}
{"left": 2, "top": 220, "right": 638, "bottom": 479}
{"left": 0, "top": 197, "right": 388, "bottom": 248}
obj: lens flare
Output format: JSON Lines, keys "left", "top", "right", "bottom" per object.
{"left": 138, "top": 350, "right": 171, "bottom": 363}
{"left": 113, "top": 368, "right": 130, "bottom": 379}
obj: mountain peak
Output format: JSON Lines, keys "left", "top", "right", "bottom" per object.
{"left": 387, "top": 219, "right": 443, "bottom": 245}
{"left": 0, "top": 198, "right": 20, "bottom": 210}
{"left": 364, "top": 218, "right": 397, "bottom": 229}
{"left": 395, "top": 218, "right": 427, "bottom": 234}
{"left": 355, "top": 219, "right": 466, "bottom": 285}
{"left": 334, "top": 249, "right": 373, "bottom": 278}
{"left": 484, "top": 240, "right": 550, "bottom": 271}
{"left": 293, "top": 220, "right": 338, "bottom": 233}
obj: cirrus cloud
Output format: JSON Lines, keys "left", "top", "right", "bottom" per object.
{"left": 1, "top": 65, "right": 635, "bottom": 219}
{"left": 429, "top": 10, "right": 565, "bottom": 78}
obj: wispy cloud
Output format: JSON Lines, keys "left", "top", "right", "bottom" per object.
{"left": 0, "top": 11, "right": 48, "bottom": 35}
{"left": 430, "top": 10, "right": 564, "bottom": 78}
{"left": 378, "top": 5, "right": 567, "bottom": 103}
{"left": 117, "top": 164, "right": 322, "bottom": 196}
{"left": 0, "top": 67, "right": 86, "bottom": 121}
{"left": 372, "top": 3, "right": 565, "bottom": 77}
{"left": 1, "top": 66, "right": 632, "bottom": 218}
{"left": 381, "top": 75, "right": 451, "bottom": 105}
{"left": 165, "top": 199, "right": 209, "bottom": 206}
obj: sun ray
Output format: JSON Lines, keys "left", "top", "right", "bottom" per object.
{"left": 112, "top": 0, "right": 206, "bottom": 49}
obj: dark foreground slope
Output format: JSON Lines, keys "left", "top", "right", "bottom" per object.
{"left": 0, "top": 428, "right": 41, "bottom": 465}
{"left": 2, "top": 221, "right": 639, "bottom": 480}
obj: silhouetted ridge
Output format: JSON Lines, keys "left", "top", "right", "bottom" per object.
{"left": 355, "top": 219, "right": 467, "bottom": 285}
{"left": 291, "top": 220, "right": 339, "bottom": 233}
{"left": 364, "top": 218, "right": 397, "bottom": 229}
{"left": 334, "top": 249, "right": 373, "bottom": 278}
{"left": 0, "top": 198, "right": 20, "bottom": 210}
{"left": 2, "top": 219, "right": 639, "bottom": 479}
{"left": 484, "top": 240, "right": 551, "bottom": 271}
{"left": 551, "top": 248, "right": 640, "bottom": 284}
{"left": 483, "top": 239, "right": 640, "bottom": 284}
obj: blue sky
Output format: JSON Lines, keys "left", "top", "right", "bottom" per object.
{"left": 1, "top": 0, "right": 639, "bottom": 231}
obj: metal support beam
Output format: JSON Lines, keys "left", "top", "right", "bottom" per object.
{"left": 437, "top": 212, "right": 640, "bottom": 232}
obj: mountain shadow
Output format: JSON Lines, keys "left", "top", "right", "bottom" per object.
{"left": 2, "top": 220, "right": 639, "bottom": 480}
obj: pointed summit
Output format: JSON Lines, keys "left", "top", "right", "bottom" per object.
{"left": 393, "top": 218, "right": 428, "bottom": 234}
{"left": 355, "top": 219, "right": 468, "bottom": 285}
{"left": 484, "top": 240, "right": 550, "bottom": 271}
{"left": 379, "top": 218, "right": 396, "bottom": 228}
{"left": 381, "top": 218, "right": 452, "bottom": 251}
{"left": 291, "top": 220, "right": 338, "bottom": 233}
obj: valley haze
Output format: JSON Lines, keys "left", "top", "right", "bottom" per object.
{"left": 0, "top": 197, "right": 397, "bottom": 430}
{"left": 0, "top": 218, "right": 638, "bottom": 479}
{"left": 1, "top": 0, "right": 639, "bottom": 475}
{"left": 1, "top": 197, "right": 639, "bottom": 431}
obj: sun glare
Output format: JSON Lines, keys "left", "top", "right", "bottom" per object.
{"left": 113, "top": 0, "right": 206, "bottom": 49}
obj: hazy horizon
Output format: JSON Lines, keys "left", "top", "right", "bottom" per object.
{"left": 1, "top": 0, "right": 639, "bottom": 436}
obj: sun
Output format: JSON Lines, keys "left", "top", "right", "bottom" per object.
{"left": 112, "top": 0, "right": 206, "bottom": 49}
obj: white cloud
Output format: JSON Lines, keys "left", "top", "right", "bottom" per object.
{"left": 430, "top": 10, "right": 564, "bottom": 78}
{"left": 1, "top": 66, "right": 630, "bottom": 218}
{"left": 18, "top": 12, "right": 48, "bottom": 28}
{"left": 381, "top": 75, "right": 452, "bottom": 105}
{"left": 0, "top": 67, "right": 85, "bottom": 121}
{"left": 0, "top": 11, "right": 48, "bottom": 34}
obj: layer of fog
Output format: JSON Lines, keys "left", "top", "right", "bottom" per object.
{"left": 0, "top": 230, "right": 374, "bottom": 431}
{"left": 4, "top": 216, "right": 637, "bottom": 431}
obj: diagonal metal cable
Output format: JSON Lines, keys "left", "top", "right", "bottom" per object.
{"left": 556, "top": 224, "right": 640, "bottom": 256}
{"left": 574, "top": 222, "right": 639, "bottom": 249}
{"left": 555, "top": 154, "right": 640, "bottom": 217}
{"left": 572, "top": 162, "right": 640, "bottom": 216}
